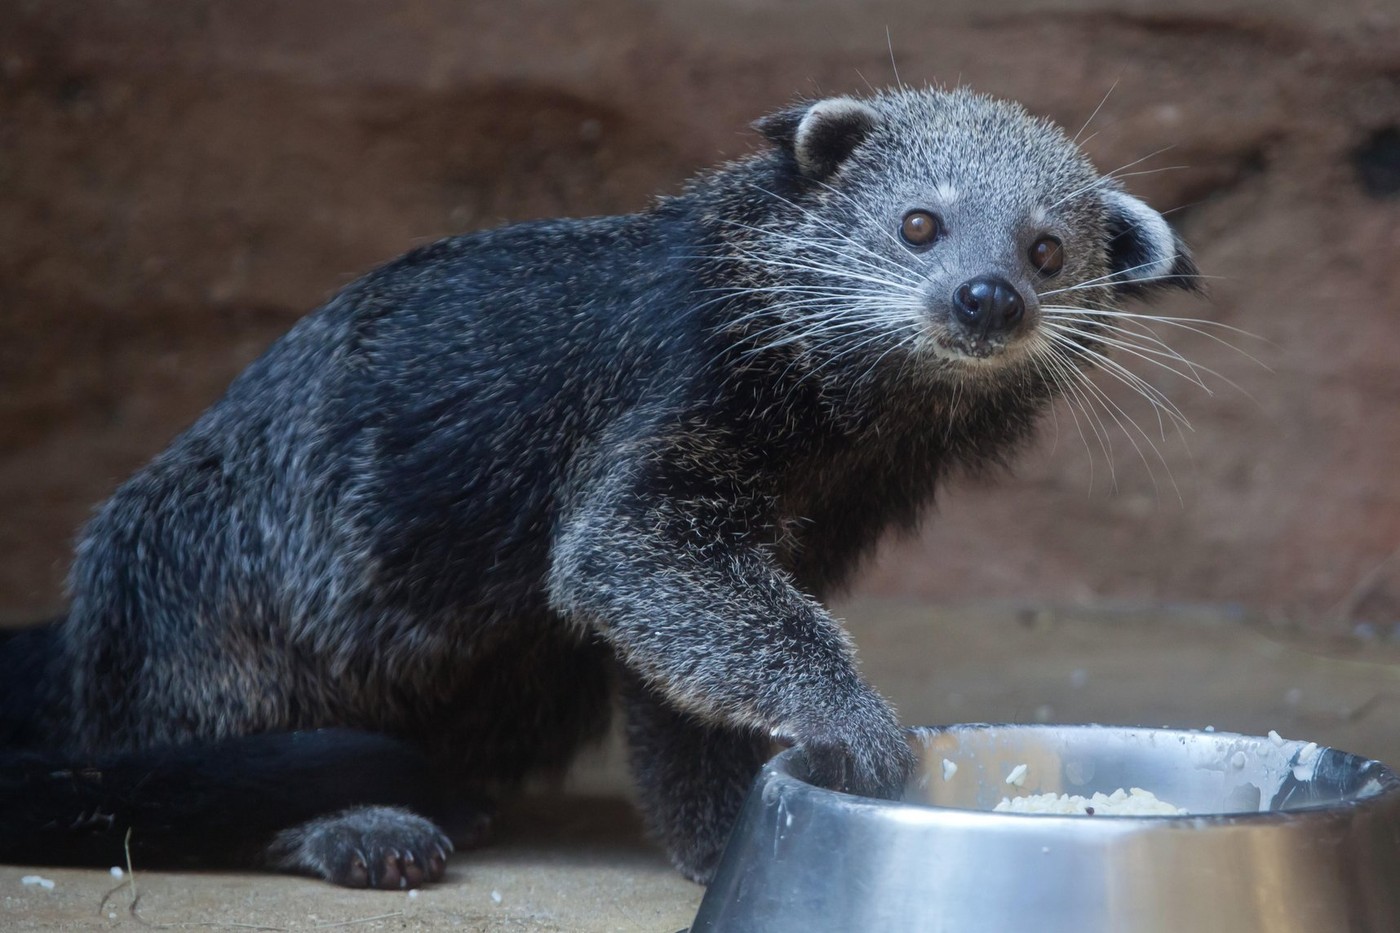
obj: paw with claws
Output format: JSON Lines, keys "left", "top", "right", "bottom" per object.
{"left": 266, "top": 805, "right": 454, "bottom": 889}
{"left": 782, "top": 691, "right": 915, "bottom": 801}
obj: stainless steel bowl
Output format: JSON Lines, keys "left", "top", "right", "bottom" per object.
{"left": 691, "top": 724, "right": 1400, "bottom": 932}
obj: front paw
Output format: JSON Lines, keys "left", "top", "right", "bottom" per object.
{"left": 788, "top": 700, "right": 914, "bottom": 800}
{"left": 265, "top": 806, "right": 454, "bottom": 889}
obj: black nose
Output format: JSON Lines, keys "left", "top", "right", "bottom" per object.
{"left": 952, "top": 275, "right": 1026, "bottom": 333}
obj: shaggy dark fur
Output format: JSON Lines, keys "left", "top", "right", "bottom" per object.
{"left": 0, "top": 88, "right": 1195, "bottom": 887}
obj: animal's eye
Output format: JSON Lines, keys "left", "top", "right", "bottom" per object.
{"left": 900, "top": 210, "right": 943, "bottom": 248}
{"left": 1029, "top": 235, "right": 1064, "bottom": 277}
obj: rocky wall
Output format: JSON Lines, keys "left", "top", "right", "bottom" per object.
{"left": 2, "top": 0, "right": 1398, "bottom": 625}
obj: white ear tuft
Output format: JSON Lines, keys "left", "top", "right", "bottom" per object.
{"left": 1101, "top": 189, "right": 1199, "bottom": 296}
{"left": 755, "top": 97, "right": 881, "bottom": 180}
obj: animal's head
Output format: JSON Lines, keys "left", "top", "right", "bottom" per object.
{"left": 737, "top": 87, "right": 1199, "bottom": 396}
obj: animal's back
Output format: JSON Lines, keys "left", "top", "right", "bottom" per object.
{"left": 57, "top": 209, "right": 703, "bottom": 759}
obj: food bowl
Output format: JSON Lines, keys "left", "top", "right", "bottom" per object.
{"left": 690, "top": 724, "right": 1400, "bottom": 932}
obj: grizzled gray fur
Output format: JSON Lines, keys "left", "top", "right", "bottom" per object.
{"left": 0, "top": 87, "right": 1196, "bottom": 887}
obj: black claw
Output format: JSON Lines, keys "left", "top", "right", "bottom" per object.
{"left": 345, "top": 852, "right": 370, "bottom": 888}
{"left": 268, "top": 806, "right": 462, "bottom": 888}
{"left": 402, "top": 853, "right": 425, "bottom": 888}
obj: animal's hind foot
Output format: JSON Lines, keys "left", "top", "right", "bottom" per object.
{"left": 266, "top": 805, "right": 453, "bottom": 888}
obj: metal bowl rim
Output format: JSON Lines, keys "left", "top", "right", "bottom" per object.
{"left": 766, "top": 722, "right": 1400, "bottom": 828}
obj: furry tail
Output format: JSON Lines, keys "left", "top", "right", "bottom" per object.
{"left": 0, "top": 728, "right": 448, "bottom": 869}
{"left": 0, "top": 621, "right": 65, "bottom": 750}
{"left": 0, "top": 625, "right": 452, "bottom": 875}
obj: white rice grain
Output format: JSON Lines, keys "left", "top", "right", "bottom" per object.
{"left": 995, "top": 787, "right": 1186, "bottom": 816}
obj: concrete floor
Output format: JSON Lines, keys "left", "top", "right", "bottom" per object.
{"left": 5, "top": 598, "right": 1399, "bottom": 931}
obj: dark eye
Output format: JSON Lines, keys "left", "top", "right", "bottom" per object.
{"left": 1029, "top": 235, "right": 1064, "bottom": 277}
{"left": 900, "top": 210, "right": 943, "bottom": 248}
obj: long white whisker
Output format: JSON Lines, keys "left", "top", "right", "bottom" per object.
{"left": 744, "top": 184, "right": 926, "bottom": 272}
{"left": 855, "top": 326, "right": 924, "bottom": 394}
{"left": 736, "top": 297, "right": 903, "bottom": 340}
{"left": 1044, "top": 331, "right": 1193, "bottom": 444}
{"left": 1041, "top": 322, "right": 1210, "bottom": 401}
{"left": 1048, "top": 145, "right": 1177, "bottom": 210}
{"left": 725, "top": 256, "right": 920, "bottom": 299}
{"left": 1041, "top": 343, "right": 1117, "bottom": 489}
{"left": 721, "top": 219, "right": 926, "bottom": 290}
{"left": 1032, "top": 341, "right": 1098, "bottom": 489}
{"left": 1042, "top": 308, "right": 1213, "bottom": 385}
{"left": 810, "top": 180, "right": 928, "bottom": 255}
{"left": 886, "top": 26, "right": 904, "bottom": 89}
{"left": 1045, "top": 333, "right": 1179, "bottom": 499}
{"left": 1043, "top": 308, "right": 1268, "bottom": 406}
{"left": 1072, "top": 80, "right": 1119, "bottom": 146}
{"left": 1058, "top": 303, "right": 1272, "bottom": 367}
{"left": 1038, "top": 258, "right": 1207, "bottom": 295}
{"left": 739, "top": 308, "right": 908, "bottom": 359}
{"left": 722, "top": 236, "right": 918, "bottom": 280}
{"left": 1065, "top": 321, "right": 1214, "bottom": 394}
{"left": 1067, "top": 353, "right": 1182, "bottom": 503}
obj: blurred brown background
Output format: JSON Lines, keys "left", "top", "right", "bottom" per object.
{"left": 2, "top": 0, "right": 1399, "bottom": 627}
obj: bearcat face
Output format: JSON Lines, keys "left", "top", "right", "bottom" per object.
{"left": 742, "top": 88, "right": 1199, "bottom": 392}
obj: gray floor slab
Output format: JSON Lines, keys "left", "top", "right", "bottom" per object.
{"left": 5, "top": 600, "right": 1398, "bottom": 931}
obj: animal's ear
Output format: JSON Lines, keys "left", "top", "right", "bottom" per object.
{"left": 1101, "top": 189, "right": 1202, "bottom": 298}
{"left": 754, "top": 97, "right": 881, "bottom": 180}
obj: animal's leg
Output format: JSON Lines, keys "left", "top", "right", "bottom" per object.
{"left": 550, "top": 480, "right": 913, "bottom": 804}
{"left": 620, "top": 673, "right": 771, "bottom": 883}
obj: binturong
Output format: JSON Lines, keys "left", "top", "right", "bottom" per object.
{"left": 0, "top": 87, "right": 1198, "bottom": 888}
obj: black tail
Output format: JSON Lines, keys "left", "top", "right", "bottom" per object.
{"left": 0, "top": 620, "right": 65, "bottom": 750}
{"left": 0, "top": 729, "right": 448, "bottom": 870}
{"left": 1, "top": 623, "right": 446, "bottom": 871}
